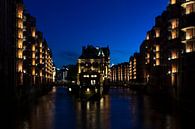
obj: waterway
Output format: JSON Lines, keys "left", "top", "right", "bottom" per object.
{"left": 12, "top": 87, "right": 193, "bottom": 129}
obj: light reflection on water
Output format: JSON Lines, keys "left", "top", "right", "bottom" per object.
{"left": 14, "top": 87, "right": 187, "bottom": 129}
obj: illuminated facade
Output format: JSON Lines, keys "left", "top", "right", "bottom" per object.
{"left": 180, "top": 0, "right": 195, "bottom": 109}
{"left": 77, "top": 45, "right": 110, "bottom": 86}
{"left": 16, "top": 2, "right": 55, "bottom": 87}
{"left": 137, "top": 0, "right": 185, "bottom": 96}
{"left": 111, "top": 62, "right": 129, "bottom": 83}
{"left": 129, "top": 53, "right": 141, "bottom": 83}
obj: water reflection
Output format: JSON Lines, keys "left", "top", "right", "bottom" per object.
{"left": 14, "top": 87, "right": 188, "bottom": 129}
{"left": 75, "top": 96, "right": 111, "bottom": 129}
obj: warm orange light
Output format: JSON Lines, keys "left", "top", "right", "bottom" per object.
{"left": 32, "top": 53, "right": 35, "bottom": 58}
{"left": 18, "top": 19, "right": 23, "bottom": 29}
{"left": 171, "top": 50, "right": 178, "bottom": 59}
{"left": 171, "top": 19, "right": 178, "bottom": 29}
{"left": 31, "top": 27, "right": 36, "bottom": 37}
{"left": 170, "top": 0, "right": 176, "bottom": 5}
{"left": 186, "top": 3, "right": 194, "bottom": 14}
{"left": 186, "top": 28, "right": 194, "bottom": 40}
{"left": 40, "top": 70, "right": 42, "bottom": 77}
{"left": 156, "top": 45, "right": 160, "bottom": 52}
{"left": 17, "top": 9, "right": 23, "bottom": 18}
{"left": 156, "top": 53, "right": 160, "bottom": 58}
{"left": 18, "top": 50, "right": 23, "bottom": 59}
{"left": 18, "top": 30, "right": 23, "bottom": 39}
{"left": 155, "top": 29, "right": 160, "bottom": 38}
{"left": 32, "top": 68, "right": 35, "bottom": 75}
{"left": 32, "top": 59, "right": 35, "bottom": 66}
{"left": 171, "top": 30, "right": 177, "bottom": 39}
{"left": 32, "top": 45, "right": 35, "bottom": 51}
{"left": 18, "top": 39, "right": 23, "bottom": 48}
{"left": 172, "top": 65, "right": 177, "bottom": 73}
{"left": 156, "top": 59, "right": 160, "bottom": 66}
{"left": 18, "top": 63, "right": 23, "bottom": 72}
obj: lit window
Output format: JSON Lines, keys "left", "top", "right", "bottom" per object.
{"left": 186, "top": 28, "right": 195, "bottom": 40}
{"left": 156, "top": 45, "right": 160, "bottom": 52}
{"left": 170, "top": 0, "right": 176, "bottom": 5}
{"left": 84, "top": 75, "right": 89, "bottom": 78}
{"left": 156, "top": 59, "right": 160, "bottom": 66}
{"left": 156, "top": 53, "right": 160, "bottom": 58}
{"left": 18, "top": 50, "right": 23, "bottom": 59}
{"left": 91, "top": 80, "right": 96, "bottom": 85}
{"left": 32, "top": 60, "right": 35, "bottom": 65}
{"left": 31, "top": 27, "right": 36, "bottom": 37}
{"left": 155, "top": 29, "right": 160, "bottom": 38}
{"left": 186, "top": 44, "right": 193, "bottom": 53}
{"left": 17, "top": 9, "right": 23, "bottom": 18}
{"left": 18, "top": 20, "right": 23, "bottom": 29}
{"left": 18, "top": 39, "right": 23, "bottom": 48}
{"left": 18, "top": 63, "right": 23, "bottom": 72}
{"left": 146, "top": 34, "right": 150, "bottom": 40}
{"left": 171, "top": 50, "right": 178, "bottom": 59}
{"left": 171, "top": 19, "right": 178, "bottom": 29}
{"left": 18, "top": 30, "right": 23, "bottom": 39}
{"left": 32, "top": 53, "right": 35, "bottom": 58}
{"left": 186, "top": 3, "right": 194, "bottom": 14}
{"left": 91, "top": 75, "right": 97, "bottom": 78}
{"left": 172, "top": 65, "right": 177, "bottom": 73}
{"left": 171, "top": 30, "right": 178, "bottom": 39}
{"left": 32, "top": 45, "right": 35, "bottom": 51}
{"left": 32, "top": 69, "right": 35, "bottom": 75}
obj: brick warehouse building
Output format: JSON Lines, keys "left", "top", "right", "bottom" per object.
{"left": 0, "top": 0, "right": 55, "bottom": 103}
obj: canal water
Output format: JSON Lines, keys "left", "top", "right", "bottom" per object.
{"left": 14, "top": 87, "right": 193, "bottom": 129}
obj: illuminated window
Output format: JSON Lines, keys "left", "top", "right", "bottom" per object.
{"left": 32, "top": 45, "right": 35, "bottom": 51}
{"left": 156, "top": 45, "right": 160, "bottom": 52}
{"left": 155, "top": 29, "right": 160, "bottom": 38}
{"left": 18, "top": 50, "right": 23, "bottom": 59}
{"left": 186, "top": 28, "right": 195, "bottom": 40}
{"left": 32, "top": 69, "right": 35, "bottom": 75}
{"left": 172, "top": 65, "right": 177, "bottom": 73}
{"left": 186, "top": 3, "right": 194, "bottom": 14}
{"left": 31, "top": 27, "right": 36, "bottom": 37}
{"left": 171, "top": 50, "right": 178, "bottom": 59}
{"left": 32, "top": 53, "right": 35, "bottom": 58}
{"left": 170, "top": 0, "right": 176, "bottom": 5}
{"left": 186, "top": 44, "right": 193, "bottom": 53}
{"left": 17, "top": 9, "right": 23, "bottom": 18}
{"left": 171, "top": 30, "right": 178, "bottom": 39}
{"left": 91, "top": 80, "right": 96, "bottom": 85}
{"left": 18, "top": 20, "right": 23, "bottom": 29}
{"left": 32, "top": 60, "right": 35, "bottom": 66}
{"left": 146, "top": 34, "right": 150, "bottom": 40}
{"left": 156, "top": 59, "right": 160, "bottom": 66}
{"left": 18, "top": 63, "right": 23, "bottom": 72}
{"left": 147, "top": 53, "right": 150, "bottom": 58}
{"left": 18, "top": 30, "right": 23, "bottom": 39}
{"left": 91, "top": 75, "right": 97, "bottom": 78}
{"left": 84, "top": 75, "right": 89, "bottom": 78}
{"left": 171, "top": 19, "right": 179, "bottom": 29}
{"left": 156, "top": 53, "right": 160, "bottom": 58}
{"left": 40, "top": 71, "right": 42, "bottom": 77}
{"left": 18, "top": 39, "right": 23, "bottom": 48}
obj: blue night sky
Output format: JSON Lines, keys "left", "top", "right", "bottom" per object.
{"left": 24, "top": 0, "right": 168, "bottom": 68}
